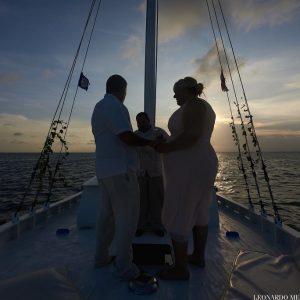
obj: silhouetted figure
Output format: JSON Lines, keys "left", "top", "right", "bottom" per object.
{"left": 134, "top": 112, "right": 169, "bottom": 237}
{"left": 155, "top": 77, "right": 218, "bottom": 280}
{"left": 91, "top": 75, "right": 156, "bottom": 280}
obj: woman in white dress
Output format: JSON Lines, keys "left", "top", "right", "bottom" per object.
{"left": 155, "top": 77, "right": 218, "bottom": 280}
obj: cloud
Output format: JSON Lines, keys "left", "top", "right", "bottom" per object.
{"left": 121, "top": 35, "right": 144, "bottom": 64}
{"left": 13, "top": 132, "right": 23, "bottom": 136}
{"left": 138, "top": 0, "right": 146, "bottom": 14}
{"left": 257, "top": 120, "right": 300, "bottom": 131}
{"left": 204, "top": 52, "right": 300, "bottom": 117}
{"left": 210, "top": 118, "right": 300, "bottom": 152}
{"left": 192, "top": 41, "right": 245, "bottom": 86}
{"left": 68, "top": 134, "right": 79, "bottom": 138}
{"left": 255, "top": 120, "right": 300, "bottom": 136}
{"left": 138, "top": 0, "right": 206, "bottom": 42}
{"left": 10, "top": 140, "right": 26, "bottom": 144}
{"left": 158, "top": 0, "right": 208, "bottom": 43}
{"left": 284, "top": 74, "right": 300, "bottom": 91}
{"left": 0, "top": 113, "right": 95, "bottom": 152}
{"left": 0, "top": 113, "right": 28, "bottom": 122}
{"left": 229, "top": 0, "right": 300, "bottom": 30}
{"left": 41, "top": 69, "right": 55, "bottom": 80}
{"left": 140, "top": 0, "right": 300, "bottom": 43}
{"left": 197, "top": 52, "right": 300, "bottom": 152}
{"left": 98, "top": 28, "right": 131, "bottom": 38}
{"left": 0, "top": 72, "right": 20, "bottom": 84}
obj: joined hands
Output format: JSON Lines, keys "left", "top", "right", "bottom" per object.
{"left": 145, "top": 134, "right": 170, "bottom": 153}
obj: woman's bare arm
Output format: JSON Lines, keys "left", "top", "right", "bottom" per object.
{"left": 156, "top": 99, "right": 206, "bottom": 153}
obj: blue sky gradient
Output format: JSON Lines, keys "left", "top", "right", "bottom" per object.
{"left": 1, "top": 0, "right": 300, "bottom": 152}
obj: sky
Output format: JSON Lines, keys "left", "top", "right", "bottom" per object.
{"left": 0, "top": 0, "right": 300, "bottom": 152}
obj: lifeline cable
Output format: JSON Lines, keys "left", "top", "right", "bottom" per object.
{"left": 205, "top": 0, "right": 254, "bottom": 209}
{"left": 216, "top": 0, "right": 281, "bottom": 223}
{"left": 209, "top": 0, "right": 265, "bottom": 214}
{"left": 14, "top": 0, "right": 98, "bottom": 217}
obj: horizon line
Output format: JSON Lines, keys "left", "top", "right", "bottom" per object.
{"left": 1, "top": 151, "right": 299, "bottom": 154}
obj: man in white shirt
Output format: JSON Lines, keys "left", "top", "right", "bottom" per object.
{"left": 91, "top": 75, "right": 156, "bottom": 280}
{"left": 134, "top": 112, "right": 169, "bottom": 237}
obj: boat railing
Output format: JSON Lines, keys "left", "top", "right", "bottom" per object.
{"left": 1, "top": 184, "right": 299, "bottom": 266}
{"left": 217, "top": 193, "right": 300, "bottom": 259}
{"left": 0, "top": 192, "right": 81, "bottom": 246}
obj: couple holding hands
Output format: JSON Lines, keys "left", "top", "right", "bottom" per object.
{"left": 91, "top": 74, "right": 218, "bottom": 281}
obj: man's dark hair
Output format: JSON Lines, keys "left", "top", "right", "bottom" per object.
{"left": 136, "top": 112, "right": 150, "bottom": 120}
{"left": 106, "top": 74, "right": 127, "bottom": 93}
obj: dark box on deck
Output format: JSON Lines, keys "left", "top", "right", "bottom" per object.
{"left": 132, "top": 243, "right": 173, "bottom": 266}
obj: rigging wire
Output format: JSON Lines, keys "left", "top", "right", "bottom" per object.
{"left": 30, "top": 0, "right": 99, "bottom": 211}
{"left": 209, "top": 0, "right": 265, "bottom": 214}
{"left": 216, "top": 0, "right": 281, "bottom": 224}
{"left": 205, "top": 0, "right": 253, "bottom": 209}
{"left": 43, "top": 0, "right": 103, "bottom": 208}
{"left": 14, "top": 0, "right": 98, "bottom": 217}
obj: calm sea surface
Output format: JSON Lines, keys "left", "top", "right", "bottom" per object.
{"left": 0, "top": 152, "right": 299, "bottom": 231}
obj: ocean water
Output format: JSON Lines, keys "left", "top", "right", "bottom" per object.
{"left": 0, "top": 152, "right": 299, "bottom": 231}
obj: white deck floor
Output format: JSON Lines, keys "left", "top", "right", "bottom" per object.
{"left": 0, "top": 203, "right": 294, "bottom": 299}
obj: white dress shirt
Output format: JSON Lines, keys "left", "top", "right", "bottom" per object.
{"left": 91, "top": 93, "right": 138, "bottom": 179}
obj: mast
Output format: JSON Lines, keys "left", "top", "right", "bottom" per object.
{"left": 144, "top": 0, "right": 158, "bottom": 126}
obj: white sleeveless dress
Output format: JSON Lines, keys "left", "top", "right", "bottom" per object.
{"left": 162, "top": 99, "right": 218, "bottom": 238}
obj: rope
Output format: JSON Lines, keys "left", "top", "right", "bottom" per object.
{"left": 43, "top": 0, "right": 103, "bottom": 208}
{"left": 209, "top": 0, "right": 265, "bottom": 214}
{"left": 205, "top": 0, "right": 253, "bottom": 209}
{"left": 216, "top": 0, "right": 281, "bottom": 224}
{"left": 30, "top": 0, "right": 99, "bottom": 211}
{"left": 14, "top": 0, "right": 98, "bottom": 217}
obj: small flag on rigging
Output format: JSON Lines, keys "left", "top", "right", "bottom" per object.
{"left": 220, "top": 69, "right": 229, "bottom": 92}
{"left": 78, "top": 72, "right": 90, "bottom": 91}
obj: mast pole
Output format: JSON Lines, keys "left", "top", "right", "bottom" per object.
{"left": 144, "top": 0, "right": 158, "bottom": 126}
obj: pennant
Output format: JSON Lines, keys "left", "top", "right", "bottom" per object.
{"left": 220, "top": 69, "right": 229, "bottom": 92}
{"left": 78, "top": 72, "right": 90, "bottom": 91}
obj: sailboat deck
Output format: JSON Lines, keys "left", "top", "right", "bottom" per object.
{"left": 0, "top": 199, "right": 295, "bottom": 300}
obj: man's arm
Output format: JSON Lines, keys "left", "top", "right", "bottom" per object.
{"left": 118, "top": 131, "right": 156, "bottom": 147}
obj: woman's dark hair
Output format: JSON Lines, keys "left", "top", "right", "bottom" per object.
{"left": 174, "top": 77, "right": 204, "bottom": 96}
{"left": 106, "top": 74, "right": 127, "bottom": 93}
